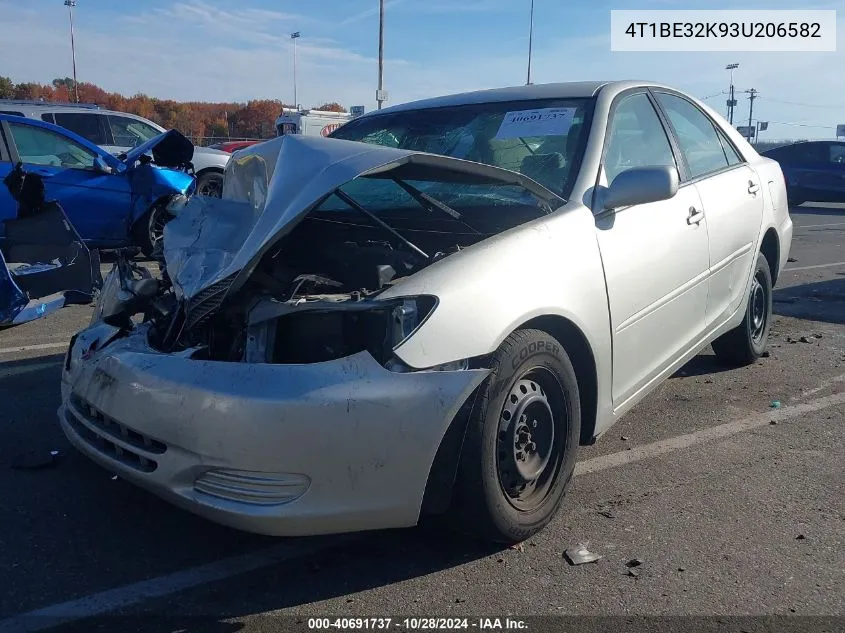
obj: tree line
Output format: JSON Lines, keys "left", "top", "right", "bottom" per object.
{"left": 0, "top": 77, "right": 346, "bottom": 140}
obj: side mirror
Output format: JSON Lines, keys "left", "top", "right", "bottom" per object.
{"left": 601, "top": 165, "right": 679, "bottom": 211}
{"left": 94, "top": 156, "right": 114, "bottom": 174}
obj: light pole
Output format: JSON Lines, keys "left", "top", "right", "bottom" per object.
{"left": 377, "top": 0, "right": 385, "bottom": 110}
{"left": 526, "top": 0, "right": 535, "bottom": 85}
{"left": 290, "top": 31, "right": 300, "bottom": 109}
{"left": 725, "top": 63, "right": 738, "bottom": 125}
{"left": 746, "top": 88, "right": 758, "bottom": 143}
{"left": 64, "top": 0, "right": 79, "bottom": 103}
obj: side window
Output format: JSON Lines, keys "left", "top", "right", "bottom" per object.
{"left": 717, "top": 129, "right": 743, "bottom": 166}
{"left": 0, "top": 111, "right": 25, "bottom": 117}
{"left": 828, "top": 144, "right": 845, "bottom": 164}
{"left": 52, "top": 112, "right": 108, "bottom": 145}
{"left": 8, "top": 122, "right": 97, "bottom": 170}
{"left": 655, "top": 92, "right": 732, "bottom": 179}
{"left": 604, "top": 93, "right": 677, "bottom": 185}
{"left": 40, "top": 113, "right": 56, "bottom": 124}
{"left": 107, "top": 115, "right": 161, "bottom": 147}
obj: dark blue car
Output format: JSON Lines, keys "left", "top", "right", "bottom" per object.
{"left": 762, "top": 140, "right": 845, "bottom": 207}
{"left": 0, "top": 114, "right": 196, "bottom": 255}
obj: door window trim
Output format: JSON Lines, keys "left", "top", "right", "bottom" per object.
{"left": 593, "top": 87, "right": 684, "bottom": 214}
{"left": 649, "top": 88, "right": 748, "bottom": 184}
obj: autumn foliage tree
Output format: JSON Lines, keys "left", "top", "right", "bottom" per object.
{"left": 0, "top": 77, "right": 347, "bottom": 144}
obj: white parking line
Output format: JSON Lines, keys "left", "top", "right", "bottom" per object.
{"left": 793, "top": 221, "right": 845, "bottom": 229}
{"left": 1, "top": 389, "right": 843, "bottom": 630}
{"left": 784, "top": 260, "right": 845, "bottom": 272}
{"left": 575, "top": 390, "right": 845, "bottom": 476}
{"left": 0, "top": 342, "right": 69, "bottom": 355}
{"left": 0, "top": 537, "right": 354, "bottom": 633}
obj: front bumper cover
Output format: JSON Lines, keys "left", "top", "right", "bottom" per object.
{"left": 59, "top": 324, "right": 488, "bottom": 536}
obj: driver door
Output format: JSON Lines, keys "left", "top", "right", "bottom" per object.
{"left": 4, "top": 121, "right": 132, "bottom": 245}
{"left": 593, "top": 91, "right": 711, "bottom": 410}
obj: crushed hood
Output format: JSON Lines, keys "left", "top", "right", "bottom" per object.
{"left": 122, "top": 129, "right": 195, "bottom": 169}
{"left": 162, "top": 134, "right": 563, "bottom": 302}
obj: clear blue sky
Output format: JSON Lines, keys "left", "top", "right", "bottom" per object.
{"left": 1, "top": 0, "right": 843, "bottom": 140}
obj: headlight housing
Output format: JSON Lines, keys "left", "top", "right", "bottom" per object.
{"left": 384, "top": 295, "right": 469, "bottom": 372}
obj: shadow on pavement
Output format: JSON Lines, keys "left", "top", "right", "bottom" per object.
{"left": 672, "top": 352, "right": 736, "bottom": 379}
{"left": 774, "top": 277, "right": 845, "bottom": 325}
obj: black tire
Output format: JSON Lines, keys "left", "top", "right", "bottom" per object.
{"left": 447, "top": 329, "right": 581, "bottom": 544}
{"left": 712, "top": 252, "right": 773, "bottom": 367}
{"left": 196, "top": 170, "right": 224, "bottom": 198}
{"left": 132, "top": 205, "right": 172, "bottom": 258}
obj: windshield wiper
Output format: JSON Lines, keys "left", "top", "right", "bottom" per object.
{"left": 392, "top": 178, "right": 484, "bottom": 236}
{"left": 332, "top": 189, "right": 430, "bottom": 260}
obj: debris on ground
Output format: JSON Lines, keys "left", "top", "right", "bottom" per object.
{"left": 111, "top": 475, "right": 119, "bottom": 480}
{"left": 455, "top": 598, "right": 465, "bottom": 604}
{"left": 799, "top": 336, "right": 813, "bottom": 343}
{"left": 598, "top": 509, "right": 617, "bottom": 519}
{"left": 627, "top": 569, "right": 640, "bottom": 578}
{"left": 625, "top": 558, "right": 644, "bottom": 568}
{"left": 564, "top": 545, "right": 602, "bottom": 566}
{"left": 770, "top": 420, "right": 779, "bottom": 425}
{"left": 770, "top": 400, "right": 782, "bottom": 409}
{"left": 796, "top": 534, "right": 806, "bottom": 540}
{"left": 787, "top": 257, "right": 798, "bottom": 263}
{"left": 620, "top": 435, "right": 630, "bottom": 441}
{"left": 510, "top": 543, "right": 524, "bottom": 552}
{"left": 678, "top": 567, "right": 686, "bottom": 572}
{"left": 762, "top": 351, "right": 771, "bottom": 358}
{"left": 497, "top": 557, "right": 504, "bottom": 563}
{"left": 11, "top": 450, "right": 61, "bottom": 470}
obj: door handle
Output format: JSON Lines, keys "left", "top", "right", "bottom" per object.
{"left": 748, "top": 181, "right": 760, "bottom": 195}
{"left": 687, "top": 206, "right": 704, "bottom": 225}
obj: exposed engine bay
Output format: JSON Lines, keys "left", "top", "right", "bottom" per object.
{"left": 95, "top": 135, "right": 562, "bottom": 369}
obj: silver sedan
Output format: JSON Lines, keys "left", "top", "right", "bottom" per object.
{"left": 59, "top": 80, "right": 793, "bottom": 544}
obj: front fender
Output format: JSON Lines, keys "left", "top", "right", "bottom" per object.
{"left": 127, "top": 165, "right": 196, "bottom": 223}
{"left": 379, "top": 205, "right": 612, "bottom": 425}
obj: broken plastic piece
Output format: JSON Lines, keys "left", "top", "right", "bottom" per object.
{"left": 564, "top": 545, "right": 602, "bottom": 565}
{"left": 625, "top": 558, "right": 643, "bottom": 568}
{"left": 770, "top": 400, "right": 782, "bottom": 409}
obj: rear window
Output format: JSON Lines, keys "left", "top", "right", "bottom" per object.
{"left": 52, "top": 112, "right": 108, "bottom": 145}
{"left": 40, "top": 113, "right": 55, "bottom": 124}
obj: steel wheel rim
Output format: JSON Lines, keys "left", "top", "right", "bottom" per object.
{"left": 496, "top": 366, "right": 567, "bottom": 511}
{"left": 198, "top": 175, "right": 222, "bottom": 198}
{"left": 749, "top": 272, "right": 768, "bottom": 344}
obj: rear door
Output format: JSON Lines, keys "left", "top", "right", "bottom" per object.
{"left": 652, "top": 91, "right": 764, "bottom": 328}
{"left": 4, "top": 120, "right": 132, "bottom": 245}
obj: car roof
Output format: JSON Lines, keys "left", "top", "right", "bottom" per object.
{"left": 0, "top": 101, "right": 166, "bottom": 131}
{"left": 0, "top": 113, "right": 110, "bottom": 158}
{"left": 370, "top": 80, "right": 663, "bottom": 116}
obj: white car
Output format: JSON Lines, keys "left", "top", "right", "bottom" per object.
{"left": 60, "top": 81, "right": 792, "bottom": 544}
{"left": 0, "top": 100, "right": 230, "bottom": 197}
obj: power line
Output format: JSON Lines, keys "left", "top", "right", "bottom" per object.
{"left": 761, "top": 97, "right": 845, "bottom": 109}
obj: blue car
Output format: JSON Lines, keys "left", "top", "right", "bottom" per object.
{"left": 761, "top": 140, "right": 845, "bottom": 207}
{"left": 1, "top": 163, "right": 100, "bottom": 328}
{"left": 0, "top": 114, "right": 196, "bottom": 255}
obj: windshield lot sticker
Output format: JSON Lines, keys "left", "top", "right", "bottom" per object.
{"left": 495, "top": 108, "right": 577, "bottom": 140}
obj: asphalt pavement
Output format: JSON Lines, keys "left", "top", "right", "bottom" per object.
{"left": 0, "top": 205, "right": 843, "bottom": 633}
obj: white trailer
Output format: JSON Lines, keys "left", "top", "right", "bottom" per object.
{"left": 275, "top": 108, "right": 353, "bottom": 138}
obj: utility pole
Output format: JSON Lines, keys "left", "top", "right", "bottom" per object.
{"left": 290, "top": 32, "right": 300, "bottom": 109}
{"left": 746, "top": 88, "right": 758, "bottom": 143}
{"left": 377, "top": 0, "right": 386, "bottom": 110}
{"left": 64, "top": 0, "right": 79, "bottom": 103}
{"left": 526, "top": 0, "right": 535, "bottom": 85}
{"left": 725, "top": 63, "right": 738, "bottom": 124}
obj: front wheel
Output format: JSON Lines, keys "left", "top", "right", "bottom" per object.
{"left": 447, "top": 329, "right": 581, "bottom": 544}
{"left": 712, "top": 252, "right": 773, "bottom": 367}
{"left": 133, "top": 205, "right": 173, "bottom": 258}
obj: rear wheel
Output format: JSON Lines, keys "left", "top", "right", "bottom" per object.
{"left": 712, "top": 252, "right": 773, "bottom": 367}
{"left": 447, "top": 329, "right": 581, "bottom": 543}
{"left": 196, "top": 170, "right": 224, "bottom": 198}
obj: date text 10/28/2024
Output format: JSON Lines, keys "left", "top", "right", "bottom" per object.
{"left": 307, "top": 618, "right": 528, "bottom": 631}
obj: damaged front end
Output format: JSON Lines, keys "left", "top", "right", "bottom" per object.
{"left": 94, "top": 134, "right": 562, "bottom": 370}
{"left": 1, "top": 164, "right": 101, "bottom": 328}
